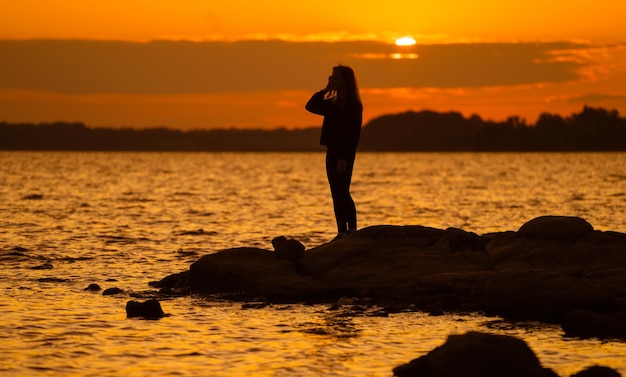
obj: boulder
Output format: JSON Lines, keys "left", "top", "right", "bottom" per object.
{"left": 517, "top": 216, "right": 593, "bottom": 240}
{"left": 189, "top": 247, "right": 350, "bottom": 302}
{"left": 392, "top": 331, "right": 557, "bottom": 377}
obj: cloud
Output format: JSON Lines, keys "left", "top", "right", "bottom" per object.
{"left": 0, "top": 39, "right": 593, "bottom": 95}
{"left": 567, "top": 93, "right": 626, "bottom": 104}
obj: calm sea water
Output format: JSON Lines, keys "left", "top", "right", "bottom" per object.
{"left": 1, "top": 151, "right": 625, "bottom": 377}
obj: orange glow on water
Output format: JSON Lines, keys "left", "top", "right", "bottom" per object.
{"left": 2, "top": 152, "right": 626, "bottom": 375}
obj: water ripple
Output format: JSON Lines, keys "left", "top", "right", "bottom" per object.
{"left": 1, "top": 151, "right": 625, "bottom": 376}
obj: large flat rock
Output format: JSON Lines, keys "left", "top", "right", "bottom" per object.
{"left": 155, "top": 215, "right": 626, "bottom": 339}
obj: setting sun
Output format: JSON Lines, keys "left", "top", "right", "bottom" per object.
{"left": 395, "top": 37, "right": 417, "bottom": 46}
{"left": 1, "top": 1, "right": 625, "bottom": 130}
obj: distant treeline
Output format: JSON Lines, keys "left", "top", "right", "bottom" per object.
{"left": 1, "top": 106, "right": 626, "bottom": 151}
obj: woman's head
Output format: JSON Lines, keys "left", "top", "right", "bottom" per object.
{"left": 330, "top": 64, "right": 361, "bottom": 103}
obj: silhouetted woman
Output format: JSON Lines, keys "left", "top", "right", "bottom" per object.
{"left": 306, "top": 65, "right": 363, "bottom": 239}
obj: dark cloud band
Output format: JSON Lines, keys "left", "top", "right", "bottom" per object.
{"left": 0, "top": 39, "right": 590, "bottom": 94}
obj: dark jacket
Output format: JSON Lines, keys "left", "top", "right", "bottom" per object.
{"left": 305, "top": 91, "right": 363, "bottom": 160}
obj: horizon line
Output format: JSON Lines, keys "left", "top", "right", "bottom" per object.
{"left": 0, "top": 35, "right": 598, "bottom": 46}
{"left": 1, "top": 105, "right": 620, "bottom": 132}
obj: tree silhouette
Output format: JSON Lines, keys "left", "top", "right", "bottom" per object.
{"left": 1, "top": 106, "right": 625, "bottom": 151}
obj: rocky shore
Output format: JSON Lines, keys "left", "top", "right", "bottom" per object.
{"left": 154, "top": 216, "right": 626, "bottom": 338}
{"left": 149, "top": 215, "right": 626, "bottom": 376}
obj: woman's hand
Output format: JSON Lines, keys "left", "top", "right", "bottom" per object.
{"left": 336, "top": 159, "right": 347, "bottom": 175}
{"left": 322, "top": 76, "right": 333, "bottom": 93}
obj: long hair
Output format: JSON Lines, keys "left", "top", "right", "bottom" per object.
{"left": 330, "top": 64, "right": 361, "bottom": 105}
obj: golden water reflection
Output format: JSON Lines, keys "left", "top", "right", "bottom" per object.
{"left": 1, "top": 152, "right": 625, "bottom": 376}
{"left": 5, "top": 289, "right": 626, "bottom": 376}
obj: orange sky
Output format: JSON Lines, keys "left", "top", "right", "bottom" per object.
{"left": 1, "top": 1, "right": 626, "bottom": 129}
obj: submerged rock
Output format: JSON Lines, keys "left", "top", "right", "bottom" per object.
{"left": 157, "top": 215, "right": 626, "bottom": 339}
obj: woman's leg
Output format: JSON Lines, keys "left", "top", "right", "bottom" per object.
{"left": 344, "top": 159, "right": 357, "bottom": 231}
{"left": 326, "top": 152, "right": 357, "bottom": 233}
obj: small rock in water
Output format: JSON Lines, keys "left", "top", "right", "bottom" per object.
{"left": 84, "top": 283, "right": 102, "bottom": 291}
{"left": 102, "top": 287, "right": 123, "bottom": 296}
{"left": 126, "top": 299, "right": 165, "bottom": 319}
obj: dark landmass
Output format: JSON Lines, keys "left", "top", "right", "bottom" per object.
{"left": 2, "top": 106, "right": 626, "bottom": 151}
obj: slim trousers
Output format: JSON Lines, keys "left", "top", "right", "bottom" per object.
{"left": 325, "top": 149, "right": 357, "bottom": 233}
